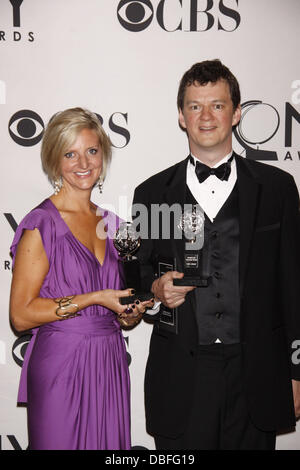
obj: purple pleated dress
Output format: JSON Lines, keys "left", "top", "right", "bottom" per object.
{"left": 10, "top": 199, "right": 131, "bottom": 450}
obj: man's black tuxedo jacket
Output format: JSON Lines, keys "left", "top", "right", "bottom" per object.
{"left": 133, "top": 153, "right": 300, "bottom": 438}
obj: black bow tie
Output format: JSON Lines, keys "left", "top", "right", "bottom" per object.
{"left": 191, "top": 155, "right": 233, "bottom": 183}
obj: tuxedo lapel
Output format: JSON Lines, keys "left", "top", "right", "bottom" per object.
{"left": 163, "top": 157, "right": 188, "bottom": 272}
{"left": 162, "top": 157, "right": 198, "bottom": 345}
{"left": 236, "top": 154, "right": 261, "bottom": 298}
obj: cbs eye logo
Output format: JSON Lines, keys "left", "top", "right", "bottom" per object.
{"left": 12, "top": 334, "right": 32, "bottom": 367}
{"left": 117, "top": 0, "right": 154, "bottom": 32}
{"left": 9, "top": 110, "right": 44, "bottom": 147}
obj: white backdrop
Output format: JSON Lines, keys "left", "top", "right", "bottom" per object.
{"left": 0, "top": 0, "right": 300, "bottom": 450}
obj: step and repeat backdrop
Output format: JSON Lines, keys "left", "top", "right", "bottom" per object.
{"left": 0, "top": 0, "right": 300, "bottom": 450}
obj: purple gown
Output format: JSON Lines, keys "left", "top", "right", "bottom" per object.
{"left": 10, "top": 199, "right": 131, "bottom": 450}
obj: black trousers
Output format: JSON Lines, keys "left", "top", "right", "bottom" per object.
{"left": 154, "top": 343, "right": 276, "bottom": 450}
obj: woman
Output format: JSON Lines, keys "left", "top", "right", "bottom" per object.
{"left": 9, "top": 107, "right": 153, "bottom": 450}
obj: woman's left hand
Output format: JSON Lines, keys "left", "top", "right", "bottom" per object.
{"left": 117, "top": 298, "right": 155, "bottom": 328}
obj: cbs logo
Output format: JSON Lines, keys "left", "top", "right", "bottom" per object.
{"left": 117, "top": 0, "right": 241, "bottom": 32}
{"left": 12, "top": 334, "right": 32, "bottom": 367}
{"left": 9, "top": 110, "right": 130, "bottom": 148}
{"left": 9, "top": 110, "right": 44, "bottom": 147}
{"left": 117, "top": 0, "right": 154, "bottom": 32}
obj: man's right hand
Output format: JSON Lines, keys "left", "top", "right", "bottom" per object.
{"left": 151, "top": 271, "right": 196, "bottom": 309}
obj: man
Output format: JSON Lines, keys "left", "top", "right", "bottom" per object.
{"left": 132, "top": 60, "right": 300, "bottom": 450}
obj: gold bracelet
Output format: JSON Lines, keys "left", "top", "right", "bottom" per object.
{"left": 54, "top": 296, "right": 80, "bottom": 320}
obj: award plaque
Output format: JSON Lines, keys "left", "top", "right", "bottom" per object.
{"left": 173, "top": 205, "right": 210, "bottom": 287}
{"left": 114, "top": 222, "right": 153, "bottom": 305}
{"left": 157, "top": 258, "right": 178, "bottom": 334}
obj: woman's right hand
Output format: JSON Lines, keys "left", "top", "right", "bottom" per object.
{"left": 96, "top": 288, "right": 135, "bottom": 316}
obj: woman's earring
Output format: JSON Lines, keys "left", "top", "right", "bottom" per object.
{"left": 97, "top": 177, "right": 103, "bottom": 194}
{"left": 53, "top": 176, "right": 63, "bottom": 195}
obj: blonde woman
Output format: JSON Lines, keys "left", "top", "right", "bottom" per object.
{"left": 9, "top": 108, "right": 153, "bottom": 450}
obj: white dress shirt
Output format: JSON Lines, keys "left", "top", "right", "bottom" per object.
{"left": 187, "top": 151, "right": 236, "bottom": 222}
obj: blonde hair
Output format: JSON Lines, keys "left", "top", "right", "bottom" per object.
{"left": 41, "top": 107, "right": 112, "bottom": 183}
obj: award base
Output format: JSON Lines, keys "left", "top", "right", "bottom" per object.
{"left": 173, "top": 277, "right": 209, "bottom": 287}
{"left": 120, "top": 291, "right": 153, "bottom": 305}
{"left": 119, "top": 257, "right": 141, "bottom": 305}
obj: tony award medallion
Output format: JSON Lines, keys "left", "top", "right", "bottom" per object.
{"left": 173, "top": 205, "right": 209, "bottom": 287}
{"left": 114, "top": 222, "right": 152, "bottom": 305}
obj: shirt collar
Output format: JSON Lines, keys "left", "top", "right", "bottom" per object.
{"left": 189, "top": 151, "right": 233, "bottom": 168}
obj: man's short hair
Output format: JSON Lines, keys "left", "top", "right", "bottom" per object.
{"left": 177, "top": 59, "right": 241, "bottom": 111}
